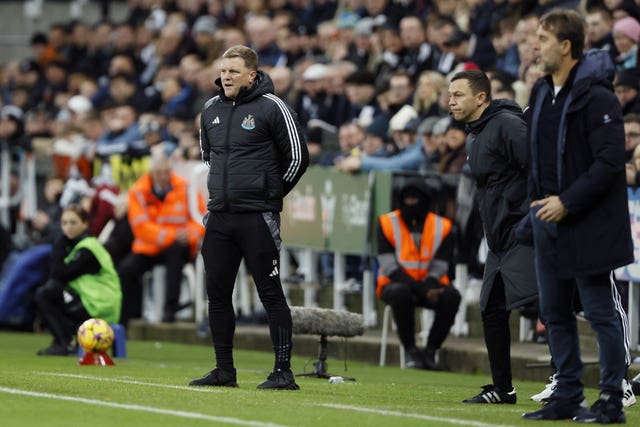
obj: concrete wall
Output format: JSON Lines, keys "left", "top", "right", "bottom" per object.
{"left": 0, "top": 0, "right": 128, "bottom": 65}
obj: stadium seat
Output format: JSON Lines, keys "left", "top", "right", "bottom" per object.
{"left": 142, "top": 263, "right": 196, "bottom": 322}
{"left": 110, "top": 323, "right": 127, "bottom": 358}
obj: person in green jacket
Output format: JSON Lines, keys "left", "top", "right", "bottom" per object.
{"left": 35, "top": 204, "right": 121, "bottom": 356}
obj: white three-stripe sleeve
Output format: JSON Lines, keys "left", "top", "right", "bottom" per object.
{"left": 263, "top": 94, "right": 302, "bottom": 182}
{"left": 199, "top": 116, "right": 210, "bottom": 168}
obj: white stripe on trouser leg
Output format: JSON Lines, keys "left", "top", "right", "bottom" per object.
{"left": 609, "top": 271, "right": 631, "bottom": 366}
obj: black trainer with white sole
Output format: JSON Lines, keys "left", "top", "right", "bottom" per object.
{"left": 462, "top": 384, "right": 516, "bottom": 404}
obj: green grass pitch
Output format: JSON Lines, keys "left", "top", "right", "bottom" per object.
{"left": 0, "top": 331, "right": 635, "bottom": 427}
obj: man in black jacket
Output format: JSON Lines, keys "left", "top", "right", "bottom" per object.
{"left": 449, "top": 69, "right": 538, "bottom": 404}
{"left": 521, "top": 9, "right": 632, "bottom": 423}
{"left": 190, "top": 45, "right": 309, "bottom": 390}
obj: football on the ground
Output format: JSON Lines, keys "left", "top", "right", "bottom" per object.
{"left": 77, "top": 318, "right": 114, "bottom": 353}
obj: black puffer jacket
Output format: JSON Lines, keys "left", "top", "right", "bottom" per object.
{"left": 199, "top": 71, "right": 309, "bottom": 213}
{"left": 466, "top": 99, "right": 529, "bottom": 252}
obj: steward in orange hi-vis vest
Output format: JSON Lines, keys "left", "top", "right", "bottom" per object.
{"left": 118, "top": 152, "right": 208, "bottom": 325}
{"left": 128, "top": 169, "right": 205, "bottom": 259}
{"left": 376, "top": 179, "right": 460, "bottom": 370}
{"left": 376, "top": 210, "right": 452, "bottom": 297}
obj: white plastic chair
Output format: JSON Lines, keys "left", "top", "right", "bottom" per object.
{"left": 379, "top": 305, "right": 433, "bottom": 368}
{"left": 142, "top": 263, "right": 196, "bottom": 322}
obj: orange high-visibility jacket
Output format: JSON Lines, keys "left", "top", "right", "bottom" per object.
{"left": 128, "top": 172, "right": 205, "bottom": 258}
{"left": 377, "top": 210, "right": 452, "bottom": 297}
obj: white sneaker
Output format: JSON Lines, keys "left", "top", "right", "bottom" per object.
{"left": 623, "top": 378, "right": 637, "bottom": 407}
{"left": 530, "top": 375, "right": 557, "bottom": 402}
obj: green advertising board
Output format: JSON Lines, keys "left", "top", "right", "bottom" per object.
{"left": 281, "top": 166, "right": 392, "bottom": 255}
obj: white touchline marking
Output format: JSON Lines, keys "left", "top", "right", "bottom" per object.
{"left": 35, "top": 372, "right": 224, "bottom": 392}
{"left": 0, "top": 387, "right": 291, "bottom": 427}
{"left": 320, "top": 403, "right": 517, "bottom": 427}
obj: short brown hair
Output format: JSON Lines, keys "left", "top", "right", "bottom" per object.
{"left": 540, "top": 8, "right": 585, "bottom": 60}
{"left": 625, "top": 113, "right": 640, "bottom": 124}
{"left": 63, "top": 203, "right": 89, "bottom": 223}
{"left": 222, "top": 45, "right": 259, "bottom": 71}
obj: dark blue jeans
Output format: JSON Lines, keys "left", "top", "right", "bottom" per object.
{"left": 531, "top": 209, "right": 626, "bottom": 402}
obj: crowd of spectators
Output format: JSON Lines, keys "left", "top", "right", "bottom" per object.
{"left": 1, "top": 0, "right": 640, "bottom": 328}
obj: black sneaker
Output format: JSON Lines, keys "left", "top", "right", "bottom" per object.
{"left": 189, "top": 368, "right": 238, "bottom": 387}
{"left": 573, "top": 393, "right": 626, "bottom": 424}
{"left": 37, "top": 343, "right": 74, "bottom": 356}
{"left": 423, "top": 348, "right": 442, "bottom": 371}
{"left": 405, "top": 347, "right": 426, "bottom": 370}
{"left": 257, "top": 369, "right": 300, "bottom": 390}
{"left": 522, "top": 397, "right": 585, "bottom": 420}
{"left": 462, "top": 384, "right": 516, "bottom": 404}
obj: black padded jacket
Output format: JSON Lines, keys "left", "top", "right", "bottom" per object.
{"left": 199, "top": 71, "right": 309, "bottom": 213}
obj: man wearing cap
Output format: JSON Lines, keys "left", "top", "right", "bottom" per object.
{"left": 615, "top": 69, "right": 640, "bottom": 115}
{"left": 361, "top": 115, "right": 391, "bottom": 157}
{"left": 344, "top": 70, "right": 381, "bottom": 124}
{"left": 295, "top": 62, "right": 350, "bottom": 136}
{"left": 449, "top": 69, "right": 537, "bottom": 405}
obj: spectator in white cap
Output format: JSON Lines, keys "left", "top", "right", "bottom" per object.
{"left": 294, "top": 62, "right": 347, "bottom": 134}
{"left": 298, "top": 62, "right": 329, "bottom": 109}
{"left": 67, "top": 95, "right": 94, "bottom": 123}
{"left": 613, "top": 16, "right": 640, "bottom": 69}
{"left": 389, "top": 105, "right": 419, "bottom": 151}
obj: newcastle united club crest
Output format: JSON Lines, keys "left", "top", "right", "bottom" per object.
{"left": 241, "top": 114, "right": 255, "bottom": 130}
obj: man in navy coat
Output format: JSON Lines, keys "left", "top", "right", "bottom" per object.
{"left": 522, "top": 9, "right": 633, "bottom": 424}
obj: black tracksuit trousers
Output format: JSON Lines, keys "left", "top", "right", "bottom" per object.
{"left": 35, "top": 279, "right": 91, "bottom": 347}
{"left": 201, "top": 211, "right": 292, "bottom": 372}
{"left": 481, "top": 274, "right": 513, "bottom": 392}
